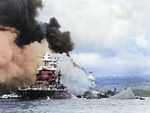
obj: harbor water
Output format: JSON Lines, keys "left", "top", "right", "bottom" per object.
{"left": 0, "top": 97, "right": 150, "bottom": 113}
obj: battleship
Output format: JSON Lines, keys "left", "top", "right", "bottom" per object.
{"left": 18, "top": 53, "right": 71, "bottom": 99}
{"left": 77, "top": 71, "right": 101, "bottom": 99}
{"left": 79, "top": 72, "right": 117, "bottom": 99}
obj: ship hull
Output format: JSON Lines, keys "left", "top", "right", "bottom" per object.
{"left": 19, "top": 90, "right": 71, "bottom": 99}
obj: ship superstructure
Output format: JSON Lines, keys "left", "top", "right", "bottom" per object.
{"left": 18, "top": 53, "right": 71, "bottom": 99}
{"left": 87, "top": 71, "right": 96, "bottom": 87}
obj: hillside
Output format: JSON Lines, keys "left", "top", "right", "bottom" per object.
{"left": 95, "top": 75, "right": 150, "bottom": 96}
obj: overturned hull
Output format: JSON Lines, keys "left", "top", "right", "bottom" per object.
{"left": 109, "top": 87, "right": 135, "bottom": 99}
{"left": 18, "top": 87, "right": 71, "bottom": 99}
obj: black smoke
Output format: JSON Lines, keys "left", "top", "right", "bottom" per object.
{"left": 46, "top": 18, "right": 74, "bottom": 55}
{"left": 0, "top": 0, "right": 74, "bottom": 53}
{"left": 0, "top": 0, "right": 44, "bottom": 47}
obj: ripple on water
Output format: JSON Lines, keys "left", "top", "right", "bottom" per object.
{"left": 0, "top": 98, "right": 150, "bottom": 113}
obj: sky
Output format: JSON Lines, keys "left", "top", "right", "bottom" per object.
{"left": 37, "top": 0, "right": 150, "bottom": 77}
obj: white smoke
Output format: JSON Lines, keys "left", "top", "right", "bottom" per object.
{"left": 55, "top": 53, "right": 90, "bottom": 96}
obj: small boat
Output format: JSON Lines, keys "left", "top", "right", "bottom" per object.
{"left": 140, "top": 97, "right": 145, "bottom": 100}
{"left": 0, "top": 93, "right": 20, "bottom": 99}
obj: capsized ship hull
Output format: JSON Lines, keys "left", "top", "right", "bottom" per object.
{"left": 109, "top": 87, "right": 135, "bottom": 99}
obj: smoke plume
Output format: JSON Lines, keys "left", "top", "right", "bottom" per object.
{"left": 46, "top": 18, "right": 74, "bottom": 55}
{"left": 0, "top": 0, "right": 89, "bottom": 96}
{"left": 0, "top": 0, "right": 74, "bottom": 87}
{"left": 0, "top": 26, "right": 50, "bottom": 86}
{"left": 55, "top": 53, "right": 90, "bottom": 96}
{"left": 0, "top": 0, "right": 44, "bottom": 47}
{"left": 0, "top": 0, "right": 74, "bottom": 51}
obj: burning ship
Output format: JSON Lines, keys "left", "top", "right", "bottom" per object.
{"left": 18, "top": 53, "right": 71, "bottom": 99}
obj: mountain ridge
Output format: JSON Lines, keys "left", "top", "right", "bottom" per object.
{"left": 95, "top": 75, "right": 150, "bottom": 91}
